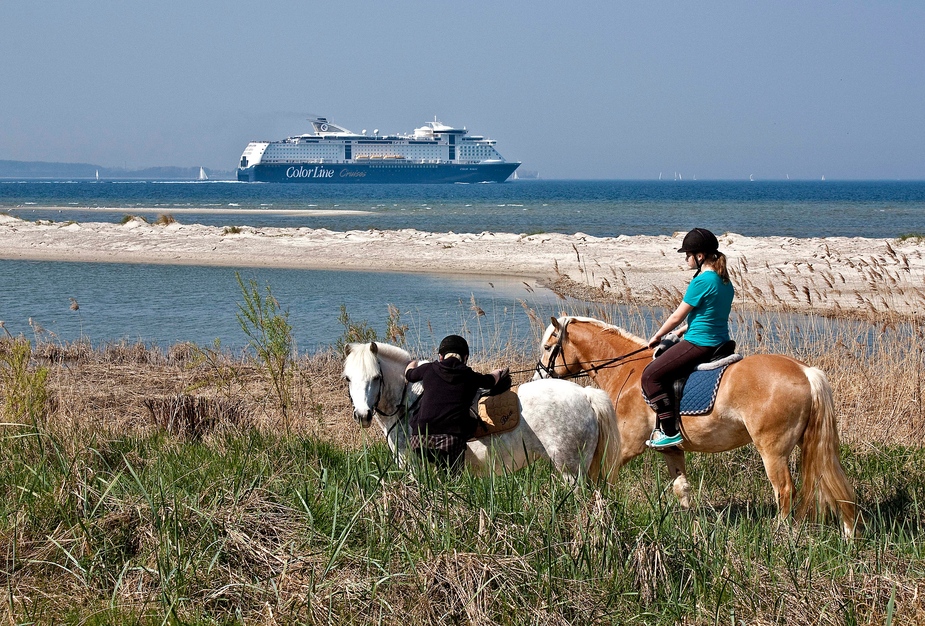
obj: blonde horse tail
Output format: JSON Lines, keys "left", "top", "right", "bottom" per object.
{"left": 585, "top": 387, "right": 622, "bottom": 487}
{"left": 797, "top": 367, "right": 858, "bottom": 537}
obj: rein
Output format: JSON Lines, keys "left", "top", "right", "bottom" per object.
{"left": 535, "top": 328, "right": 650, "bottom": 380}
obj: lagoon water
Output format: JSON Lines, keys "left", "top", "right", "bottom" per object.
{"left": 0, "top": 260, "right": 557, "bottom": 354}
{"left": 2, "top": 180, "right": 923, "bottom": 352}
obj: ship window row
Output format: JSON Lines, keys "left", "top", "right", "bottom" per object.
{"left": 368, "top": 163, "right": 438, "bottom": 168}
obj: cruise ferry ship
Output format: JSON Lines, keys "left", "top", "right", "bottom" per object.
{"left": 237, "top": 117, "right": 520, "bottom": 183}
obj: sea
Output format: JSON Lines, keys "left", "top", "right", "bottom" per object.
{"left": 2, "top": 179, "right": 923, "bottom": 354}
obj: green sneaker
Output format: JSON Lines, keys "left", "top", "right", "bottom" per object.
{"left": 646, "top": 429, "right": 683, "bottom": 449}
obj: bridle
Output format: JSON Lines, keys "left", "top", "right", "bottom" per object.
{"left": 535, "top": 325, "right": 569, "bottom": 379}
{"left": 535, "top": 323, "right": 650, "bottom": 380}
{"left": 369, "top": 359, "right": 407, "bottom": 418}
{"left": 367, "top": 358, "right": 418, "bottom": 440}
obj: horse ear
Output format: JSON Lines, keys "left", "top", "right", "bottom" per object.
{"left": 370, "top": 342, "right": 378, "bottom": 355}
{"left": 550, "top": 317, "right": 561, "bottom": 330}
{"left": 344, "top": 343, "right": 353, "bottom": 356}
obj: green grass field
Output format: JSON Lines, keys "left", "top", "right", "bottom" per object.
{"left": 2, "top": 420, "right": 923, "bottom": 625}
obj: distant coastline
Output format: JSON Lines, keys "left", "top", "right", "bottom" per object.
{"left": 0, "top": 160, "right": 235, "bottom": 181}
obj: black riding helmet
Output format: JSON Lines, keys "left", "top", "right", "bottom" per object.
{"left": 678, "top": 228, "right": 719, "bottom": 276}
{"left": 438, "top": 334, "right": 469, "bottom": 358}
{"left": 677, "top": 227, "right": 719, "bottom": 254}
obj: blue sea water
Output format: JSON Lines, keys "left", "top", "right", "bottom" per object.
{"left": 1, "top": 180, "right": 923, "bottom": 352}
{"left": 3, "top": 179, "right": 924, "bottom": 237}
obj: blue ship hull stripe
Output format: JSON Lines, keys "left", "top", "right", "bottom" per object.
{"left": 237, "top": 162, "right": 520, "bottom": 183}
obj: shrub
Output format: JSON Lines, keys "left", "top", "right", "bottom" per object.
{"left": 235, "top": 273, "right": 295, "bottom": 421}
{"left": 0, "top": 337, "right": 50, "bottom": 422}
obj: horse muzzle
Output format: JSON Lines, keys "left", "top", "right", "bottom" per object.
{"left": 353, "top": 408, "right": 374, "bottom": 428}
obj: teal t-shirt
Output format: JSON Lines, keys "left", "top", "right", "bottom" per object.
{"left": 682, "top": 270, "right": 734, "bottom": 346}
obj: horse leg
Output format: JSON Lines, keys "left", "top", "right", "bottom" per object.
{"left": 662, "top": 448, "right": 692, "bottom": 509}
{"left": 758, "top": 452, "right": 795, "bottom": 520}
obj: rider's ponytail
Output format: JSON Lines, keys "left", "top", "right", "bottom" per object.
{"left": 708, "top": 251, "right": 730, "bottom": 283}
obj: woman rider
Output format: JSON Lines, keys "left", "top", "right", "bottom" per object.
{"left": 641, "top": 228, "right": 734, "bottom": 449}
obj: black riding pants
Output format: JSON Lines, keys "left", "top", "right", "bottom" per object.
{"left": 640, "top": 340, "right": 713, "bottom": 403}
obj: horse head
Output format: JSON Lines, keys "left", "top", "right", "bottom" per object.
{"left": 342, "top": 341, "right": 412, "bottom": 428}
{"left": 535, "top": 316, "right": 583, "bottom": 379}
{"left": 536, "top": 316, "right": 651, "bottom": 381}
{"left": 343, "top": 342, "right": 381, "bottom": 427}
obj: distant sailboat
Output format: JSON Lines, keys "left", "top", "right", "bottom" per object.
{"left": 821, "top": 175, "right": 825, "bottom": 181}
{"left": 95, "top": 169, "right": 99, "bottom": 181}
{"left": 199, "top": 167, "right": 208, "bottom": 181}
{"left": 749, "top": 174, "right": 754, "bottom": 181}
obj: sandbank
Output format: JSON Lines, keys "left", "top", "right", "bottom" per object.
{"left": 1, "top": 214, "right": 922, "bottom": 316}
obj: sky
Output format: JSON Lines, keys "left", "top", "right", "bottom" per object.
{"left": 2, "top": 1, "right": 923, "bottom": 180}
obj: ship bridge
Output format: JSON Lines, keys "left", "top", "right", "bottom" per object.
{"left": 413, "top": 119, "right": 467, "bottom": 140}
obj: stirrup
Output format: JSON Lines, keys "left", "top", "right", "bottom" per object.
{"left": 646, "top": 429, "right": 683, "bottom": 449}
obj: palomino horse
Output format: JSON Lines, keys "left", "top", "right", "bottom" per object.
{"left": 536, "top": 316, "right": 857, "bottom": 537}
{"left": 343, "top": 341, "right": 621, "bottom": 484}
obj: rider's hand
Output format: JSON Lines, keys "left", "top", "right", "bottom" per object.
{"left": 647, "top": 336, "right": 661, "bottom": 349}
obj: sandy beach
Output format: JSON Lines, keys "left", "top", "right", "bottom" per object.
{"left": 2, "top": 214, "right": 923, "bottom": 316}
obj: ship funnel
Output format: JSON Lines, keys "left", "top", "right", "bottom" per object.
{"left": 311, "top": 117, "right": 353, "bottom": 135}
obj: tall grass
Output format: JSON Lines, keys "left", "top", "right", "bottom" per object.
{"left": 1, "top": 417, "right": 922, "bottom": 624}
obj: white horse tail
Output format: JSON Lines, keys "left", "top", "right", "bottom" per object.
{"left": 584, "top": 387, "right": 622, "bottom": 486}
{"left": 796, "top": 366, "right": 858, "bottom": 537}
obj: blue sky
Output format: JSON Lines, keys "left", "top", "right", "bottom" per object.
{"left": 2, "top": 1, "right": 922, "bottom": 179}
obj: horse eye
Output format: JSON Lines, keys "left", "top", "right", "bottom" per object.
{"left": 372, "top": 374, "right": 382, "bottom": 381}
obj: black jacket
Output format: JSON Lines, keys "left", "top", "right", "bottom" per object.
{"left": 405, "top": 357, "right": 496, "bottom": 438}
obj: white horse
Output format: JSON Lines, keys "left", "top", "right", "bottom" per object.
{"left": 343, "top": 342, "right": 622, "bottom": 484}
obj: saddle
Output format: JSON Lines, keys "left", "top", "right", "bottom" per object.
{"left": 662, "top": 340, "right": 742, "bottom": 416}
{"left": 470, "top": 387, "right": 521, "bottom": 440}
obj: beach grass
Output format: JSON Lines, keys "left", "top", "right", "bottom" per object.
{"left": 1, "top": 410, "right": 923, "bottom": 624}
{"left": 2, "top": 284, "right": 925, "bottom": 624}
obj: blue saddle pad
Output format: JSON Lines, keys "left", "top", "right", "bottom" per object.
{"left": 678, "top": 365, "right": 729, "bottom": 415}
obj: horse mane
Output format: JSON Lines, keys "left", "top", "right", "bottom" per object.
{"left": 373, "top": 342, "right": 412, "bottom": 366}
{"left": 555, "top": 315, "right": 647, "bottom": 347}
{"left": 343, "top": 342, "right": 412, "bottom": 379}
